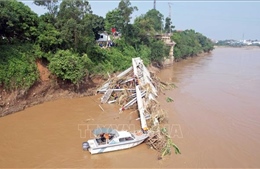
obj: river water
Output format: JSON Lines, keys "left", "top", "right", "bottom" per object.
{"left": 0, "top": 47, "right": 260, "bottom": 168}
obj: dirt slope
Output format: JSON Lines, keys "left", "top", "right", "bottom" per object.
{"left": 0, "top": 60, "right": 99, "bottom": 117}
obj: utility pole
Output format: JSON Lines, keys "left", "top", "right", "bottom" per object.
{"left": 168, "top": 2, "right": 172, "bottom": 19}
{"left": 154, "top": 0, "right": 156, "bottom": 9}
{"left": 168, "top": 2, "right": 173, "bottom": 34}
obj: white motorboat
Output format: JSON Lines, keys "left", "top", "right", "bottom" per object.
{"left": 82, "top": 127, "right": 149, "bottom": 154}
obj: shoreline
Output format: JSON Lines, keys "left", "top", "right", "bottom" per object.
{"left": 0, "top": 49, "right": 208, "bottom": 118}
{"left": 214, "top": 45, "right": 260, "bottom": 49}
{"left": 0, "top": 65, "right": 161, "bottom": 118}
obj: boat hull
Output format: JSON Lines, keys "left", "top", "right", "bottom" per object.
{"left": 88, "top": 139, "right": 146, "bottom": 154}
{"left": 83, "top": 128, "right": 149, "bottom": 154}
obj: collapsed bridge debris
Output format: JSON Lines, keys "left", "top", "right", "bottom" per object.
{"left": 97, "top": 57, "right": 180, "bottom": 158}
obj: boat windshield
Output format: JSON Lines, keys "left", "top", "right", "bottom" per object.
{"left": 92, "top": 127, "right": 119, "bottom": 137}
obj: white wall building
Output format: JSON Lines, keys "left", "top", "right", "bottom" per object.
{"left": 96, "top": 33, "right": 111, "bottom": 42}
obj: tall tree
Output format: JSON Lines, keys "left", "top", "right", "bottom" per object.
{"left": 90, "top": 14, "right": 105, "bottom": 40}
{"left": 132, "top": 9, "right": 164, "bottom": 45}
{"left": 56, "top": 0, "right": 93, "bottom": 53}
{"left": 105, "top": 9, "right": 122, "bottom": 34}
{"left": 133, "top": 15, "right": 155, "bottom": 45}
{"left": 144, "top": 9, "right": 164, "bottom": 33}
{"left": 36, "top": 14, "right": 62, "bottom": 53}
{"left": 34, "top": 0, "right": 59, "bottom": 19}
{"left": 117, "top": 0, "right": 137, "bottom": 37}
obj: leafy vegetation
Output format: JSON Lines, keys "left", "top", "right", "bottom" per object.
{"left": 0, "top": 0, "right": 214, "bottom": 90}
{"left": 0, "top": 44, "right": 39, "bottom": 90}
{"left": 48, "top": 50, "right": 93, "bottom": 84}
{"left": 0, "top": 0, "right": 39, "bottom": 43}
{"left": 150, "top": 40, "right": 169, "bottom": 62}
{"left": 165, "top": 17, "right": 175, "bottom": 34}
{"left": 171, "top": 30, "right": 214, "bottom": 60}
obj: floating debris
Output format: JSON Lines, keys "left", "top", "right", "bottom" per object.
{"left": 84, "top": 118, "right": 94, "bottom": 123}
{"left": 147, "top": 127, "right": 181, "bottom": 159}
{"left": 99, "top": 104, "right": 105, "bottom": 112}
{"left": 166, "top": 97, "right": 174, "bottom": 102}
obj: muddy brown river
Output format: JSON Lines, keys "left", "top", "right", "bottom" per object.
{"left": 1, "top": 47, "right": 260, "bottom": 168}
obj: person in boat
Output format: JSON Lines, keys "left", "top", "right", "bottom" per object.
{"left": 100, "top": 133, "right": 106, "bottom": 142}
{"left": 104, "top": 133, "right": 110, "bottom": 144}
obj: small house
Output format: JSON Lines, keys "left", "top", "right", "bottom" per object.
{"left": 96, "top": 32, "right": 114, "bottom": 47}
{"left": 96, "top": 33, "right": 111, "bottom": 42}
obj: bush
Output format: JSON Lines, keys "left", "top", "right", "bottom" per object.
{"left": 138, "top": 45, "right": 151, "bottom": 65}
{"left": 150, "top": 40, "right": 166, "bottom": 62}
{"left": 48, "top": 50, "right": 93, "bottom": 84}
{"left": 0, "top": 44, "right": 39, "bottom": 90}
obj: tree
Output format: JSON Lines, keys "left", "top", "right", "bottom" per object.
{"left": 171, "top": 29, "right": 214, "bottom": 60}
{"left": 56, "top": 0, "right": 94, "bottom": 53}
{"left": 150, "top": 40, "right": 168, "bottom": 62}
{"left": 57, "top": 0, "right": 92, "bottom": 19}
{"left": 34, "top": 0, "right": 59, "bottom": 19}
{"left": 103, "top": 0, "right": 137, "bottom": 38}
{"left": 36, "top": 15, "right": 62, "bottom": 53}
{"left": 123, "top": 23, "right": 139, "bottom": 47}
{"left": 132, "top": 9, "right": 164, "bottom": 45}
{"left": 0, "top": 0, "right": 39, "bottom": 43}
{"left": 164, "top": 17, "right": 175, "bottom": 34}
{"left": 196, "top": 32, "right": 214, "bottom": 52}
{"left": 90, "top": 14, "right": 105, "bottom": 40}
{"left": 144, "top": 9, "right": 164, "bottom": 33}
{"left": 117, "top": 0, "right": 137, "bottom": 37}
{"left": 133, "top": 15, "right": 155, "bottom": 45}
{"left": 105, "top": 9, "right": 122, "bottom": 34}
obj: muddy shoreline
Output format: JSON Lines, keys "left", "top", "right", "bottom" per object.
{"left": 0, "top": 51, "right": 210, "bottom": 117}
{"left": 0, "top": 65, "right": 161, "bottom": 117}
{"left": 0, "top": 83, "right": 88, "bottom": 117}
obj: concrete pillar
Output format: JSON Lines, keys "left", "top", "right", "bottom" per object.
{"left": 162, "top": 42, "right": 175, "bottom": 67}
